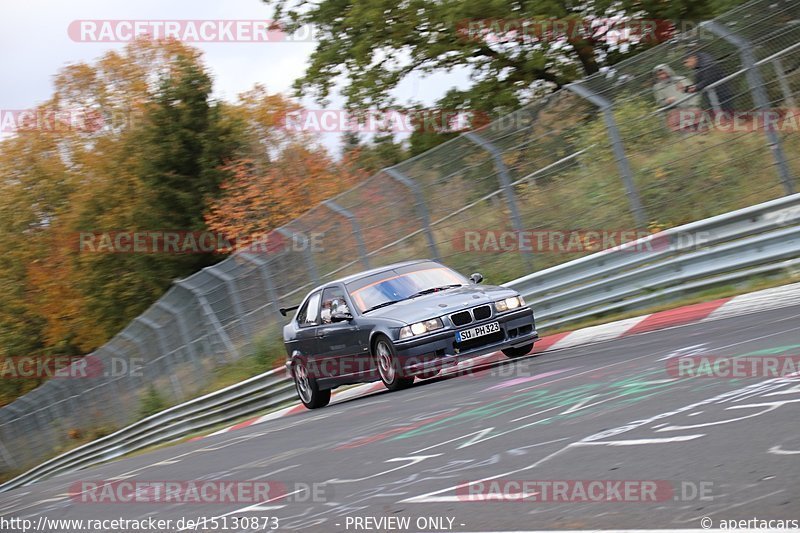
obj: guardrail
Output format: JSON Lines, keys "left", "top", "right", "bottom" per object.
{"left": 505, "top": 192, "right": 800, "bottom": 329}
{"left": 3, "top": 192, "right": 800, "bottom": 493}
{"left": 0, "top": 368, "right": 295, "bottom": 493}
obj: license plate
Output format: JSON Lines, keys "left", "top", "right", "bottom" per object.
{"left": 456, "top": 321, "right": 500, "bottom": 343}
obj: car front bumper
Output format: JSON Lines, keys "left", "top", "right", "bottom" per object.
{"left": 392, "top": 306, "right": 538, "bottom": 374}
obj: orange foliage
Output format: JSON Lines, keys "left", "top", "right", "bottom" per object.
{"left": 205, "top": 146, "right": 367, "bottom": 244}
{"left": 204, "top": 87, "right": 368, "bottom": 243}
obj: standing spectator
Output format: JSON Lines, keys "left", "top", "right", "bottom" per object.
{"left": 653, "top": 64, "right": 701, "bottom": 108}
{"left": 683, "top": 50, "right": 736, "bottom": 115}
{"left": 653, "top": 64, "right": 701, "bottom": 131}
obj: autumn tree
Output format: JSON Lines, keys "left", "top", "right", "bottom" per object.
{"left": 0, "top": 39, "right": 249, "bottom": 375}
{"left": 205, "top": 87, "right": 367, "bottom": 242}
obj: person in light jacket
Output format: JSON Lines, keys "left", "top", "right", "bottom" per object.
{"left": 653, "top": 64, "right": 702, "bottom": 131}
{"left": 652, "top": 64, "right": 701, "bottom": 108}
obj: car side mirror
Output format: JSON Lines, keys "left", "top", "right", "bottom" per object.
{"left": 330, "top": 311, "right": 353, "bottom": 323}
{"left": 470, "top": 273, "right": 484, "bottom": 284}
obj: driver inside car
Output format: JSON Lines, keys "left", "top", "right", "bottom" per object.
{"left": 330, "top": 298, "right": 350, "bottom": 317}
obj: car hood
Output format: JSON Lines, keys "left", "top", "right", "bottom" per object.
{"left": 362, "top": 284, "right": 519, "bottom": 324}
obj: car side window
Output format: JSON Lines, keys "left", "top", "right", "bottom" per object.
{"left": 320, "top": 286, "right": 350, "bottom": 324}
{"left": 297, "top": 292, "right": 321, "bottom": 326}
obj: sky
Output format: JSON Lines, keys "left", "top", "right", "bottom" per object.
{"left": 0, "top": 0, "right": 471, "bottom": 152}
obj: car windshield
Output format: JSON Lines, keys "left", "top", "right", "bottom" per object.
{"left": 349, "top": 267, "right": 466, "bottom": 313}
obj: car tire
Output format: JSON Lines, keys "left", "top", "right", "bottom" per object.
{"left": 373, "top": 336, "right": 414, "bottom": 391}
{"left": 502, "top": 343, "right": 534, "bottom": 358}
{"left": 292, "top": 359, "right": 331, "bottom": 409}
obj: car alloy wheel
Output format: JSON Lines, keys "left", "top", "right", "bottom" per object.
{"left": 374, "top": 336, "right": 414, "bottom": 391}
{"left": 292, "top": 359, "right": 331, "bottom": 409}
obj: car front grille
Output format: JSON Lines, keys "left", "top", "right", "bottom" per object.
{"left": 450, "top": 304, "right": 492, "bottom": 327}
{"left": 473, "top": 305, "right": 491, "bottom": 320}
{"left": 451, "top": 311, "right": 472, "bottom": 327}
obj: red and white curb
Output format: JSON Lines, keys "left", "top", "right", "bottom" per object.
{"left": 194, "top": 281, "right": 800, "bottom": 440}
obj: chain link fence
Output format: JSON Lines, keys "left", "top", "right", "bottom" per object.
{"left": 1, "top": 0, "right": 799, "bottom": 475}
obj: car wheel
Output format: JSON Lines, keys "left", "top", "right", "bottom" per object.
{"left": 292, "top": 359, "right": 331, "bottom": 409}
{"left": 502, "top": 343, "right": 534, "bottom": 358}
{"left": 374, "top": 336, "right": 414, "bottom": 391}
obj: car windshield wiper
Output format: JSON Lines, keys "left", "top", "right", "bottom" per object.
{"left": 363, "top": 285, "right": 463, "bottom": 313}
{"left": 363, "top": 299, "right": 405, "bottom": 313}
{"left": 407, "top": 284, "right": 463, "bottom": 298}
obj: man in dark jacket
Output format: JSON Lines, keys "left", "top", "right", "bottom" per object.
{"left": 683, "top": 51, "right": 736, "bottom": 114}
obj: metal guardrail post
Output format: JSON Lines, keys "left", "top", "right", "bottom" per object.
{"left": 156, "top": 300, "right": 203, "bottom": 372}
{"left": 119, "top": 330, "right": 152, "bottom": 370}
{"left": 702, "top": 21, "right": 795, "bottom": 195}
{"left": 274, "top": 227, "right": 320, "bottom": 284}
{"left": 0, "top": 439, "right": 15, "bottom": 470}
{"left": 135, "top": 316, "right": 183, "bottom": 400}
{"left": 0, "top": 406, "right": 24, "bottom": 468}
{"left": 175, "top": 281, "right": 240, "bottom": 360}
{"left": 45, "top": 382, "right": 71, "bottom": 422}
{"left": 237, "top": 253, "right": 283, "bottom": 320}
{"left": 384, "top": 167, "right": 440, "bottom": 261}
{"left": 771, "top": 57, "right": 797, "bottom": 109}
{"left": 205, "top": 266, "right": 252, "bottom": 338}
{"left": 322, "top": 200, "right": 370, "bottom": 269}
{"left": 105, "top": 344, "right": 142, "bottom": 402}
{"left": 463, "top": 131, "right": 533, "bottom": 268}
{"left": 707, "top": 88, "right": 722, "bottom": 113}
{"left": 566, "top": 83, "right": 648, "bottom": 228}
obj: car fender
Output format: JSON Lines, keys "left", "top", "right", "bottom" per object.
{"left": 367, "top": 325, "right": 398, "bottom": 353}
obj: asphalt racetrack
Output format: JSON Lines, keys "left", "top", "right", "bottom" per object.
{"left": 2, "top": 305, "right": 800, "bottom": 532}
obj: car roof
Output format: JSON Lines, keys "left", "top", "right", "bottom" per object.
{"left": 327, "top": 259, "right": 435, "bottom": 286}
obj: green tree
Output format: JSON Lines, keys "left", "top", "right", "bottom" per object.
{"left": 340, "top": 130, "right": 407, "bottom": 173}
{"left": 264, "top": 0, "right": 750, "bottom": 115}
{"left": 76, "top": 47, "right": 246, "bottom": 337}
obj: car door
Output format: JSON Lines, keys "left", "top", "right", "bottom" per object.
{"left": 316, "top": 285, "right": 361, "bottom": 381}
{"left": 340, "top": 288, "right": 376, "bottom": 379}
{"left": 293, "top": 291, "right": 322, "bottom": 376}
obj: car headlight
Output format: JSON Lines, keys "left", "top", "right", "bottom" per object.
{"left": 399, "top": 318, "right": 444, "bottom": 339}
{"left": 494, "top": 296, "right": 525, "bottom": 312}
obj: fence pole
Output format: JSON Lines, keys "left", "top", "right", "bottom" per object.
{"left": 703, "top": 21, "right": 795, "bottom": 195}
{"left": 275, "top": 227, "right": 320, "bottom": 284}
{"left": 322, "top": 200, "right": 370, "bottom": 269}
{"left": 463, "top": 131, "right": 534, "bottom": 268}
{"left": 205, "top": 266, "right": 252, "bottom": 339}
{"left": 771, "top": 57, "right": 797, "bottom": 109}
{"left": 174, "top": 281, "right": 240, "bottom": 360}
{"left": 237, "top": 253, "right": 283, "bottom": 320}
{"left": 0, "top": 406, "right": 25, "bottom": 468}
{"left": 384, "top": 167, "right": 440, "bottom": 261}
{"left": 135, "top": 316, "right": 184, "bottom": 400}
{"left": 106, "top": 344, "right": 143, "bottom": 421}
{"left": 565, "top": 83, "right": 648, "bottom": 228}
{"left": 156, "top": 300, "right": 203, "bottom": 373}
